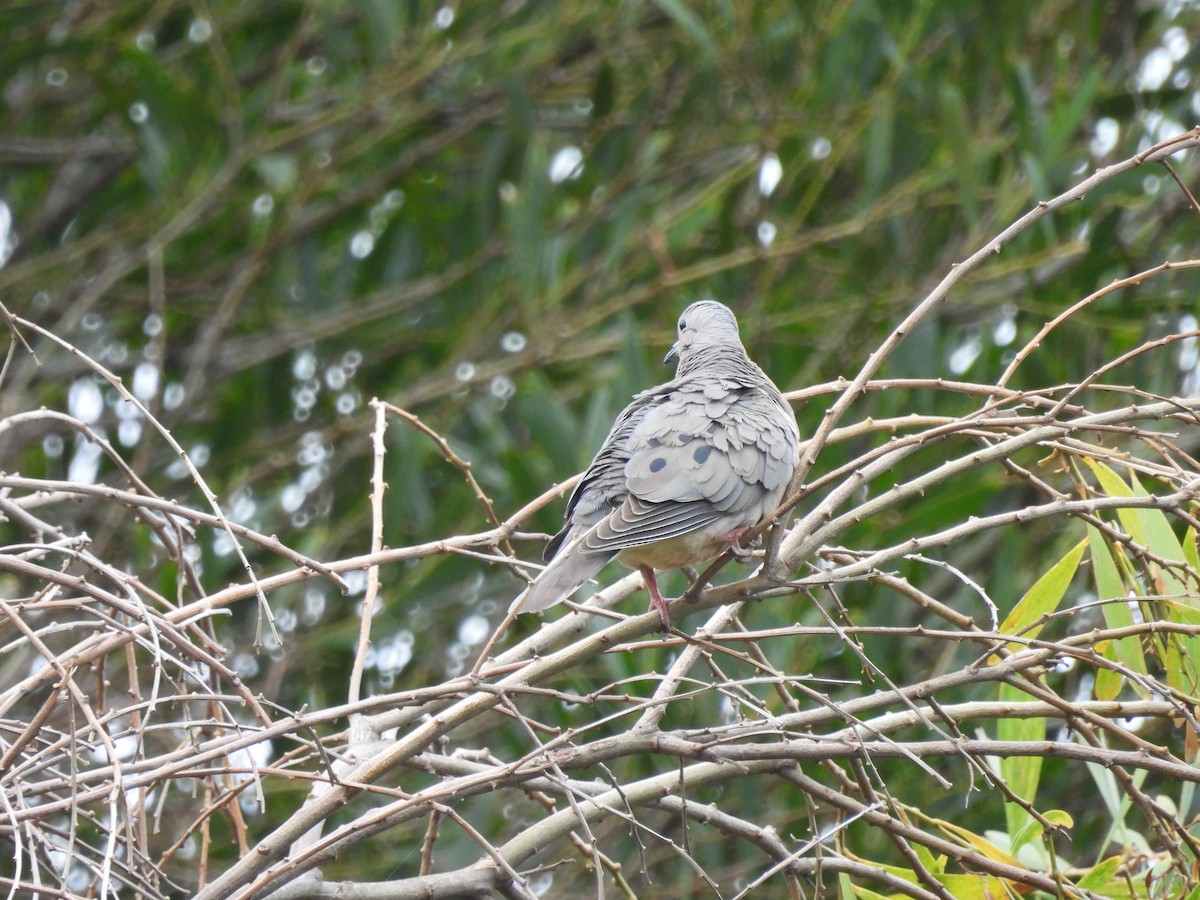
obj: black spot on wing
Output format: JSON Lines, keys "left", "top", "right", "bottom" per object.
{"left": 649, "top": 457, "right": 667, "bottom": 473}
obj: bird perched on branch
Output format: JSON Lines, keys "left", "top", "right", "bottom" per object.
{"left": 510, "top": 300, "right": 800, "bottom": 627}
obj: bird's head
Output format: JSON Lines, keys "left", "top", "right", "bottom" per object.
{"left": 664, "top": 300, "right": 742, "bottom": 369}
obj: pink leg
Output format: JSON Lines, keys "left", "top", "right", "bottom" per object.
{"left": 639, "top": 565, "right": 672, "bottom": 629}
{"left": 726, "top": 525, "right": 756, "bottom": 562}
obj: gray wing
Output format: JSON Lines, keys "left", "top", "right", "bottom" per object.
{"left": 510, "top": 391, "right": 654, "bottom": 614}
{"left": 580, "top": 372, "right": 798, "bottom": 553}
{"left": 542, "top": 392, "right": 654, "bottom": 561}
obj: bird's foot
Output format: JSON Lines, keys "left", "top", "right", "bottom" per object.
{"left": 729, "top": 544, "right": 757, "bottom": 564}
{"left": 639, "top": 565, "right": 672, "bottom": 631}
{"left": 727, "top": 526, "right": 759, "bottom": 563}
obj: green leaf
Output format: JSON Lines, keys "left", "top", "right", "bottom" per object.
{"left": 1088, "top": 525, "right": 1149, "bottom": 699}
{"left": 993, "top": 543, "right": 1083, "bottom": 839}
{"left": 999, "top": 679, "right": 1045, "bottom": 840}
{"left": 1185, "top": 526, "right": 1200, "bottom": 572}
{"left": 931, "top": 817, "right": 1022, "bottom": 867}
{"left": 1008, "top": 814, "right": 1043, "bottom": 853}
{"left": 1129, "top": 471, "right": 1193, "bottom": 597}
{"left": 1093, "top": 650, "right": 1125, "bottom": 704}
{"left": 911, "top": 841, "right": 944, "bottom": 875}
{"left": 1071, "top": 851, "right": 1153, "bottom": 897}
{"left": 937, "top": 873, "right": 1013, "bottom": 899}
{"left": 1085, "top": 459, "right": 1144, "bottom": 527}
{"left": 1074, "top": 855, "right": 1125, "bottom": 893}
{"left": 846, "top": 885, "right": 888, "bottom": 899}
{"left": 1043, "top": 809, "right": 1073, "bottom": 828}
{"left": 996, "top": 538, "right": 1086, "bottom": 653}
{"left": 650, "top": 0, "right": 719, "bottom": 61}
{"left": 1084, "top": 461, "right": 1200, "bottom": 695}
{"left": 1158, "top": 600, "right": 1200, "bottom": 697}
{"left": 1085, "top": 460, "right": 1193, "bottom": 596}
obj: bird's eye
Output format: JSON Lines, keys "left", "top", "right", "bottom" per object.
{"left": 679, "top": 320, "right": 688, "bottom": 332}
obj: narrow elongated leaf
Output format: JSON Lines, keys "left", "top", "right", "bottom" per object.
{"left": 1084, "top": 460, "right": 1192, "bottom": 595}
{"left": 938, "top": 873, "right": 1015, "bottom": 898}
{"left": 1130, "top": 471, "right": 1195, "bottom": 597}
{"left": 998, "top": 678, "right": 1045, "bottom": 843}
{"left": 932, "top": 817, "right": 1024, "bottom": 867}
{"left": 996, "top": 539, "right": 1086, "bottom": 655}
{"left": 1088, "top": 525, "right": 1149, "bottom": 699}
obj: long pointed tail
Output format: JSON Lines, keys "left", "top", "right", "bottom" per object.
{"left": 510, "top": 538, "right": 615, "bottom": 614}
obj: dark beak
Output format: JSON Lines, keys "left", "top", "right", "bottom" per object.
{"left": 663, "top": 343, "right": 679, "bottom": 364}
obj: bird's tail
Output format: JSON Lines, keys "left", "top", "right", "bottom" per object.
{"left": 510, "top": 534, "right": 615, "bottom": 615}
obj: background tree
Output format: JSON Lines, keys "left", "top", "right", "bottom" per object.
{"left": 3, "top": 2, "right": 1200, "bottom": 897}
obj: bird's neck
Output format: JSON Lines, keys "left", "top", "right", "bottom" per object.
{"left": 675, "top": 346, "right": 757, "bottom": 378}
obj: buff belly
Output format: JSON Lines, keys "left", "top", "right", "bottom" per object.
{"left": 615, "top": 522, "right": 743, "bottom": 570}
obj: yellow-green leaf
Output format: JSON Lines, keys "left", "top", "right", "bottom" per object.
{"left": 1088, "top": 525, "right": 1149, "bottom": 698}
{"left": 996, "top": 539, "right": 1086, "bottom": 656}
{"left": 1085, "top": 459, "right": 1150, "bottom": 544}
{"left": 1074, "top": 853, "right": 1152, "bottom": 897}
{"left": 1158, "top": 600, "right": 1200, "bottom": 697}
{"left": 1087, "top": 463, "right": 1200, "bottom": 695}
{"left": 932, "top": 818, "right": 1023, "bottom": 867}
{"left": 1042, "top": 809, "right": 1073, "bottom": 828}
{"left": 1008, "top": 814, "right": 1042, "bottom": 852}
{"left": 1075, "top": 855, "right": 1121, "bottom": 890}
{"left": 846, "top": 886, "right": 888, "bottom": 899}
{"left": 911, "top": 841, "right": 944, "bottom": 876}
{"left": 1129, "top": 471, "right": 1193, "bottom": 597}
{"left": 1085, "top": 460, "right": 1195, "bottom": 598}
{"left": 998, "top": 681, "right": 1045, "bottom": 840}
{"left": 1094, "top": 662, "right": 1124, "bottom": 701}
{"left": 937, "top": 873, "right": 1012, "bottom": 899}
{"left": 841, "top": 850, "right": 920, "bottom": 884}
